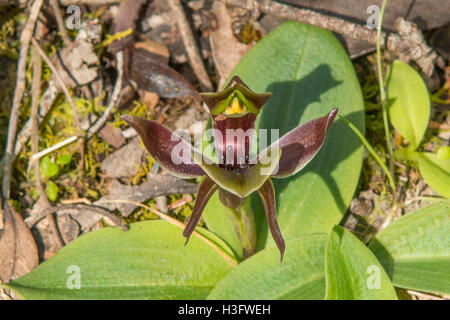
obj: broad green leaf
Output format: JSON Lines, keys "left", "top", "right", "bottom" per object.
{"left": 208, "top": 234, "right": 327, "bottom": 300}
{"left": 223, "top": 21, "right": 364, "bottom": 247}
{"left": 325, "top": 226, "right": 397, "bottom": 300}
{"left": 418, "top": 152, "right": 450, "bottom": 198}
{"left": 39, "top": 156, "right": 59, "bottom": 179}
{"left": 45, "top": 181, "right": 59, "bottom": 201}
{"left": 369, "top": 203, "right": 450, "bottom": 294}
{"left": 3, "top": 221, "right": 235, "bottom": 299}
{"left": 386, "top": 60, "right": 430, "bottom": 148}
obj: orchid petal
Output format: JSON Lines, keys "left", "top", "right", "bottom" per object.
{"left": 257, "top": 178, "right": 285, "bottom": 261}
{"left": 193, "top": 145, "right": 281, "bottom": 198}
{"left": 121, "top": 115, "right": 205, "bottom": 178}
{"left": 270, "top": 108, "right": 338, "bottom": 178}
{"left": 183, "top": 176, "right": 218, "bottom": 244}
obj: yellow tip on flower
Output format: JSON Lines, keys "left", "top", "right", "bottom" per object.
{"left": 225, "top": 97, "right": 247, "bottom": 115}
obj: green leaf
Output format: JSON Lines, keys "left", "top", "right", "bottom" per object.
{"left": 203, "top": 193, "right": 244, "bottom": 260}
{"left": 45, "top": 181, "right": 59, "bottom": 201}
{"left": 418, "top": 152, "right": 450, "bottom": 198}
{"left": 325, "top": 226, "right": 397, "bottom": 300}
{"left": 40, "top": 156, "right": 59, "bottom": 179}
{"left": 207, "top": 234, "right": 327, "bottom": 300}
{"left": 56, "top": 154, "right": 72, "bottom": 166}
{"left": 223, "top": 21, "right": 364, "bottom": 247}
{"left": 3, "top": 221, "right": 235, "bottom": 299}
{"left": 386, "top": 60, "right": 430, "bottom": 148}
{"left": 369, "top": 203, "right": 450, "bottom": 295}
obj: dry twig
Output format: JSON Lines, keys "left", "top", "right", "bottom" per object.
{"left": 13, "top": 85, "right": 59, "bottom": 159}
{"left": 30, "top": 43, "right": 64, "bottom": 249}
{"left": 168, "top": 0, "right": 213, "bottom": 91}
{"left": 2, "top": 0, "right": 44, "bottom": 200}
{"left": 50, "top": 0, "right": 72, "bottom": 45}
{"left": 25, "top": 204, "right": 125, "bottom": 229}
{"left": 30, "top": 47, "right": 45, "bottom": 206}
{"left": 223, "top": 0, "right": 444, "bottom": 77}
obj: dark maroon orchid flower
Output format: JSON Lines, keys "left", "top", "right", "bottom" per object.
{"left": 122, "top": 76, "right": 337, "bottom": 261}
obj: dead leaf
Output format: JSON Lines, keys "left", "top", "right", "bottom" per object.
{"left": 0, "top": 202, "right": 38, "bottom": 283}
{"left": 129, "top": 48, "right": 199, "bottom": 98}
{"left": 209, "top": 1, "right": 251, "bottom": 82}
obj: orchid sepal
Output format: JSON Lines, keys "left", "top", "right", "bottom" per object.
{"left": 121, "top": 115, "right": 205, "bottom": 178}
{"left": 183, "top": 176, "right": 218, "bottom": 244}
{"left": 257, "top": 178, "right": 285, "bottom": 261}
{"left": 270, "top": 108, "right": 338, "bottom": 178}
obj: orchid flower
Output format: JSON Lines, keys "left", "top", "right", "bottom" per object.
{"left": 122, "top": 76, "right": 337, "bottom": 261}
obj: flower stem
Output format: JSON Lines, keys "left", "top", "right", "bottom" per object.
{"left": 218, "top": 189, "right": 257, "bottom": 260}
{"left": 376, "top": 0, "right": 397, "bottom": 207}
{"left": 376, "top": 2, "right": 395, "bottom": 174}
{"left": 226, "top": 201, "right": 257, "bottom": 260}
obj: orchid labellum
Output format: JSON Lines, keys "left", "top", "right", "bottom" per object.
{"left": 122, "top": 76, "right": 337, "bottom": 261}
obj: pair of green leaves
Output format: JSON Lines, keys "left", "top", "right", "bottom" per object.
{"left": 208, "top": 227, "right": 395, "bottom": 300}
{"left": 5, "top": 202, "right": 447, "bottom": 299}
{"left": 211, "top": 201, "right": 449, "bottom": 299}
{"left": 39, "top": 154, "right": 72, "bottom": 201}
{"left": 387, "top": 60, "right": 450, "bottom": 198}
